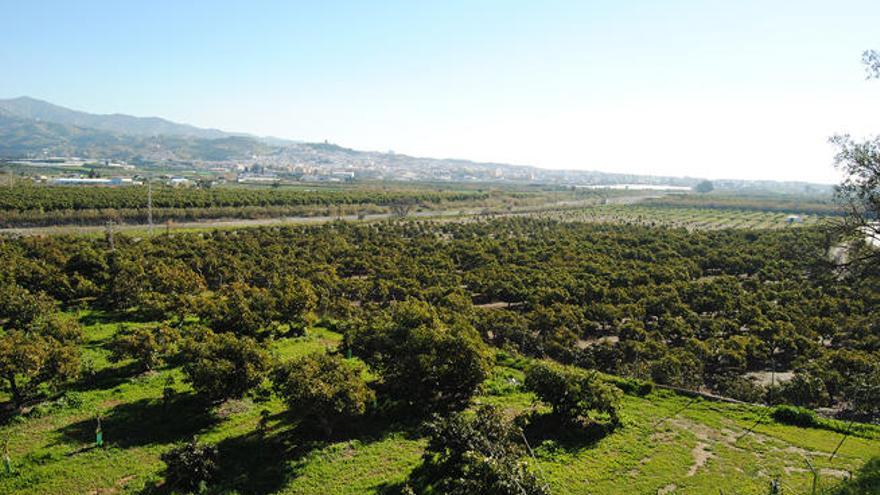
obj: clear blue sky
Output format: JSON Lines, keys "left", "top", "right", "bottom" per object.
{"left": 2, "top": 0, "right": 879, "bottom": 183}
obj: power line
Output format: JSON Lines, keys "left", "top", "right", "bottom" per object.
{"left": 735, "top": 406, "right": 773, "bottom": 443}
{"left": 651, "top": 397, "right": 699, "bottom": 430}
{"left": 520, "top": 429, "right": 552, "bottom": 494}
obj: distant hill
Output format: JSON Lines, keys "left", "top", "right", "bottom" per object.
{"left": 0, "top": 111, "right": 273, "bottom": 162}
{"left": 0, "top": 112, "right": 129, "bottom": 156}
{"left": 0, "top": 96, "right": 231, "bottom": 139}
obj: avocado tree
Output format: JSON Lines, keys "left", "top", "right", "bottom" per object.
{"left": 202, "top": 282, "right": 278, "bottom": 338}
{"left": 273, "top": 351, "right": 374, "bottom": 436}
{"left": 272, "top": 276, "right": 318, "bottom": 334}
{"left": 161, "top": 437, "right": 219, "bottom": 492}
{"left": 345, "top": 299, "right": 492, "bottom": 412}
{"left": 0, "top": 288, "right": 81, "bottom": 408}
{"left": 525, "top": 360, "right": 622, "bottom": 428}
{"left": 109, "top": 324, "right": 182, "bottom": 372}
{"left": 181, "top": 330, "right": 271, "bottom": 403}
{"left": 0, "top": 331, "right": 80, "bottom": 408}
{"left": 403, "top": 404, "right": 549, "bottom": 495}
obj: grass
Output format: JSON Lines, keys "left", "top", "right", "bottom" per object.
{"left": 0, "top": 311, "right": 877, "bottom": 495}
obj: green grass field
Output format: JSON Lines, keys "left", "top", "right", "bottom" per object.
{"left": 0, "top": 311, "right": 877, "bottom": 495}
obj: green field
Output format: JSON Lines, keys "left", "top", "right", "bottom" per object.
{"left": 2, "top": 311, "right": 876, "bottom": 495}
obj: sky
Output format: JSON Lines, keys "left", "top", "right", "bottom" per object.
{"left": 1, "top": 1, "right": 879, "bottom": 184}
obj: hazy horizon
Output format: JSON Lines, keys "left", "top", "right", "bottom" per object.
{"left": 3, "top": 1, "right": 879, "bottom": 183}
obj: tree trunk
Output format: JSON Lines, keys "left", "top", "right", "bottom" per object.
{"left": 6, "top": 374, "right": 21, "bottom": 408}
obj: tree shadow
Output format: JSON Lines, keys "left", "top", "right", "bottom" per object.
{"left": 276, "top": 406, "right": 424, "bottom": 446}
{"left": 137, "top": 426, "right": 314, "bottom": 495}
{"left": 523, "top": 412, "right": 618, "bottom": 452}
{"left": 77, "top": 309, "right": 133, "bottom": 327}
{"left": 57, "top": 393, "right": 216, "bottom": 449}
{"left": 375, "top": 481, "right": 408, "bottom": 495}
{"left": 211, "top": 430, "right": 297, "bottom": 495}
{"left": 71, "top": 361, "right": 145, "bottom": 392}
{"left": 138, "top": 405, "right": 423, "bottom": 494}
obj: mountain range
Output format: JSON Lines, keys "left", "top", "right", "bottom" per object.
{"left": 0, "top": 96, "right": 230, "bottom": 139}
{"left": 0, "top": 97, "right": 279, "bottom": 161}
{"left": 0, "top": 96, "right": 833, "bottom": 192}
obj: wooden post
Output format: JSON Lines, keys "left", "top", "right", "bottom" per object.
{"left": 3, "top": 437, "right": 11, "bottom": 474}
{"left": 95, "top": 414, "right": 103, "bottom": 447}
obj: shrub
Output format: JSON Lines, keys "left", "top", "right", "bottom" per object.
{"left": 771, "top": 405, "right": 818, "bottom": 428}
{"left": 609, "top": 376, "right": 654, "bottom": 396}
{"left": 776, "top": 372, "right": 830, "bottom": 408}
{"left": 161, "top": 438, "right": 219, "bottom": 492}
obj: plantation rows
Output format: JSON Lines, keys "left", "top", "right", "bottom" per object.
{"left": 0, "top": 184, "right": 489, "bottom": 211}
{"left": 1, "top": 218, "right": 876, "bottom": 413}
{"left": 530, "top": 205, "right": 823, "bottom": 230}
{"left": 644, "top": 194, "right": 843, "bottom": 216}
{"left": 0, "top": 217, "right": 877, "bottom": 494}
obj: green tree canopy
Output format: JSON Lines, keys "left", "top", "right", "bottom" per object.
{"left": 525, "top": 360, "right": 622, "bottom": 428}
{"left": 0, "top": 331, "right": 79, "bottom": 407}
{"left": 273, "top": 351, "right": 374, "bottom": 436}
{"left": 109, "top": 324, "right": 182, "bottom": 372}
{"left": 694, "top": 180, "right": 715, "bottom": 194}
{"left": 403, "top": 404, "right": 549, "bottom": 495}
{"left": 181, "top": 330, "right": 271, "bottom": 403}
{"left": 346, "top": 299, "right": 492, "bottom": 412}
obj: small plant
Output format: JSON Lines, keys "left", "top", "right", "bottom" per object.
{"left": 161, "top": 437, "right": 219, "bottom": 493}
{"left": 772, "top": 405, "right": 818, "bottom": 428}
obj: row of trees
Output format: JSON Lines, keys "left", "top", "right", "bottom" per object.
{"left": 645, "top": 193, "right": 843, "bottom": 216}
{"left": 0, "top": 183, "right": 489, "bottom": 212}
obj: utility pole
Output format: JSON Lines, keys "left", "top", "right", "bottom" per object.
{"left": 105, "top": 221, "right": 115, "bottom": 251}
{"left": 147, "top": 178, "right": 153, "bottom": 236}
